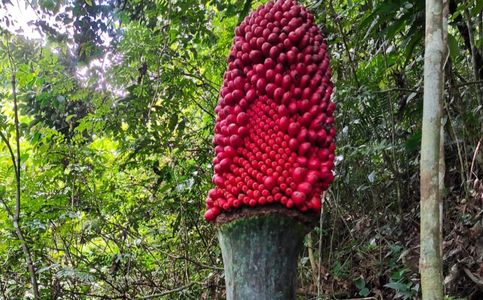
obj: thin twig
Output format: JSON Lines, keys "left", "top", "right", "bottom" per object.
{"left": 167, "top": 254, "right": 223, "bottom": 271}
{"left": 317, "top": 190, "right": 326, "bottom": 300}
{"left": 136, "top": 275, "right": 213, "bottom": 300}
{"left": 137, "top": 282, "right": 194, "bottom": 299}
{"left": 463, "top": 267, "right": 483, "bottom": 287}
{"left": 0, "top": 131, "right": 17, "bottom": 174}
{"left": 374, "top": 87, "right": 421, "bottom": 94}
{"left": 445, "top": 106, "right": 468, "bottom": 195}
{"left": 307, "top": 233, "right": 318, "bottom": 288}
{"left": 0, "top": 198, "right": 14, "bottom": 219}
{"left": 454, "top": 79, "right": 483, "bottom": 88}
{"left": 469, "top": 138, "right": 482, "bottom": 180}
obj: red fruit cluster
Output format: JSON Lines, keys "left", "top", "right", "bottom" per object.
{"left": 205, "top": 0, "right": 335, "bottom": 221}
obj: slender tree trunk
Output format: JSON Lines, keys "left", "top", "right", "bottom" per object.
{"left": 420, "top": 0, "right": 445, "bottom": 298}
{"left": 5, "top": 39, "right": 41, "bottom": 300}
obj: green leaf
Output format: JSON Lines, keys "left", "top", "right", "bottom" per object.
{"left": 447, "top": 33, "right": 459, "bottom": 62}
{"left": 404, "top": 29, "right": 423, "bottom": 64}
{"left": 471, "top": 0, "right": 483, "bottom": 16}
{"left": 354, "top": 276, "right": 366, "bottom": 289}
{"left": 384, "top": 281, "right": 407, "bottom": 291}
{"left": 360, "top": 1, "right": 401, "bottom": 30}
{"left": 360, "top": 287, "right": 370, "bottom": 297}
{"left": 20, "top": 152, "right": 29, "bottom": 162}
{"left": 405, "top": 131, "right": 421, "bottom": 152}
{"left": 169, "top": 113, "right": 178, "bottom": 132}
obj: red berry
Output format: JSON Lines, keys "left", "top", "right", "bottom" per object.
{"left": 297, "top": 182, "right": 313, "bottom": 195}
{"left": 288, "top": 122, "right": 301, "bottom": 137}
{"left": 308, "top": 158, "right": 320, "bottom": 170}
{"left": 249, "top": 50, "right": 263, "bottom": 63}
{"left": 256, "top": 78, "right": 267, "bottom": 92}
{"left": 263, "top": 176, "right": 276, "bottom": 190}
{"left": 204, "top": 209, "right": 216, "bottom": 221}
{"left": 306, "top": 170, "right": 320, "bottom": 184}
{"left": 298, "top": 142, "right": 311, "bottom": 156}
{"left": 308, "top": 197, "right": 321, "bottom": 211}
{"left": 278, "top": 116, "right": 289, "bottom": 131}
{"left": 292, "top": 167, "right": 307, "bottom": 183}
{"left": 230, "top": 135, "right": 243, "bottom": 148}
{"left": 291, "top": 191, "right": 306, "bottom": 206}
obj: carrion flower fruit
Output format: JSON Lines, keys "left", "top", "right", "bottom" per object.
{"left": 205, "top": 0, "right": 335, "bottom": 221}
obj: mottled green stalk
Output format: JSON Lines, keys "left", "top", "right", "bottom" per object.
{"left": 218, "top": 214, "right": 309, "bottom": 300}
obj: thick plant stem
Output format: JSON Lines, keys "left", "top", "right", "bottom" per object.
{"left": 218, "top": 214, "right": 309, "bottom": 300}
{"left": 420, "top": 0, "right": 445, "bottom": 298}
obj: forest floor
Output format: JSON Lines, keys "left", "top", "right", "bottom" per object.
{"left": 311, "top": 176, "right": 483, "bottom": 299}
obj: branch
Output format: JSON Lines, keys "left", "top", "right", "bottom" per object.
{"left": 0, "top": 130, "right": 17, "bottom": 175}
{"left": 11, "top": 69, "right": 21, "bottom": 222}
{"left": 463, "top": 267, "right": 483, "bottom": 287}
{"left": 375, "top": 87, "right": 422, "bottom": 94}
{"left": 0, "top": 198, "right": 14, "bottom": 220}
{"left": 136, "top": 277, "right": 214, "bottom": 300}
{"left": 469, "top": 138, "right": 482, "bottom": 180}
{"left": 4, "top": 36, "right": 21, "bottom": 222}
{"left": 190, "top": 92, "right": 216, "bottom": 118}
{"left": 454, "top": 79, "right": 483, "bottom": 88}
{"left": 63, "top": 289, "right": 126, "bottom": 299}
{"left": 134, "top": 272, "right": 218, "bottom": 300}
{"left": 167, "top": 253, "right": 223, "bottom": 271}
{"left": 179, "top": 71, "right": 219, "bottom": 93}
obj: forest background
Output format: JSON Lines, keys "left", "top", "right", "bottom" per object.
{"left": 0, "top": 0, "right": 482, "bottom": 299}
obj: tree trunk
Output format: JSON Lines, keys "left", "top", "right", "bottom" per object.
{"left": 420, "top": 0, "right": 445, "bottom": 298}
{"left": 218, "top": 211, "right": 312, "bottom": 300}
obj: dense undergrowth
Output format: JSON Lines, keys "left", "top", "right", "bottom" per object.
{"left": 0, "top": 0, "right": 481, "bottom": 299}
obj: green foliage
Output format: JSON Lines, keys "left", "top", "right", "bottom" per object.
{"left": 354, "top": 276, "right": 370, "bottom": 297}
{"left": 384, "top": 269, "right": 419, "bottom": 299}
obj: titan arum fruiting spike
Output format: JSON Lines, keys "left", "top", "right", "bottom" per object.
{"left": 206, "top": 0, "right": 335, "bottom": 221}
